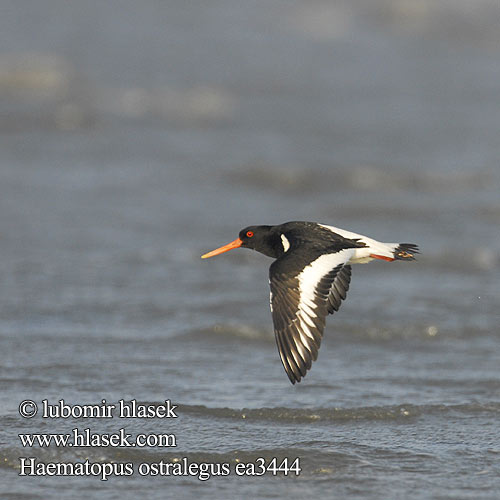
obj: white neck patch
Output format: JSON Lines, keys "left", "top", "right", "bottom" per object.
{"left": 281, "top": 234, "right": 290, "bottom": 252}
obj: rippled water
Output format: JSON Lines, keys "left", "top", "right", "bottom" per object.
{"left": 1, "top": 1, "right": 499, "bottom": 498}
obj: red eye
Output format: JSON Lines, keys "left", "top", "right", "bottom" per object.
{"left": 246, "top": 230, "right": 254, "bottom": 238}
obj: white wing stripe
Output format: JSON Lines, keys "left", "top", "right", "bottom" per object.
{"left": 295, "top": 340, "right": 309, "bottom": 361}
{"left": 299, "top": 330, "right": 312, "bottom": 346}
{"left": 297, "top": 250, "right": 354, "bottom": 315}
{"left": 295, "top": 318, "right": 315, "bottom": 340}
{"left": 299, "top": 311, "right": 316, "bottom": 328}
{"left": 300, "top": 301, "right": 316, "bottom": 319}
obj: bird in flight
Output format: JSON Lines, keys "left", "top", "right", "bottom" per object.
{"left": 202, "top": 221, "right": 418, "bottom": 384}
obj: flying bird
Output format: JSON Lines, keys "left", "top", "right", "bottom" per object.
{"left": 202, "top": 221, "right": 418, "bottom": 384}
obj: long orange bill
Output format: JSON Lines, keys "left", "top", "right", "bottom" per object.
{"left": 201, "top": 238, "right": 243, "bottom": 258}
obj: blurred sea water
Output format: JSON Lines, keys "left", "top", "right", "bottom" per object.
{"left": 0, "top": 1, "right": 499, "bottom": 498}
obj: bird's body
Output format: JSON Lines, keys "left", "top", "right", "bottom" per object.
{"left": 202, "top": 221, "right": 418, "bottom": 384}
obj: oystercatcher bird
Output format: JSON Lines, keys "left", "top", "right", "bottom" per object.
{"left": 202, "top": 221, "right": 418, "bottom": 384}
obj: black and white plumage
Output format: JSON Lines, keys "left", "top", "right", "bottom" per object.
{"left": 202, "top": 221, "right": 419, "bottom": 384}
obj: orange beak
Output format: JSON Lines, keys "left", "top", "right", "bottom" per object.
{"left": 201, "top": 238, "right": 243, "bottom": 258}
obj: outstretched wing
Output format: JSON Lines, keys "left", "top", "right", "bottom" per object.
{"left": 269, "top": 249, "right": 354, "bottom": 384}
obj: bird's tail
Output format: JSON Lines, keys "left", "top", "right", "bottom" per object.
{"left": 369, "top": 242, "right": 419, "bottom": 262}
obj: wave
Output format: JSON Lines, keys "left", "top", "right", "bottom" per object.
{"left": 177, "top": 401, "right": 500, "bottom": 423}
{"left": 223, "top": 164, "right": 498, "bottom": 195}
{"left": 2, "top": 401, "right": 498, "bottom": 475}
{"left": 181, "top": 323, "right": 273, "bottom": 342}
{"left": 178, "top": 318, "right": 498, "bottom": 344}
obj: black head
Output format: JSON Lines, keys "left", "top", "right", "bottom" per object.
{"left": 202, "top": 224, "right": 281, "bottom": 259}
{"left": 238, "top": 225, "right": 273, "bottom": 253}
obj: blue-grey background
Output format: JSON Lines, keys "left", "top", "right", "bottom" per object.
{"left": 1, "top": 1, "right": 499, "bottom": 498}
